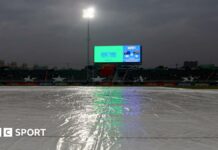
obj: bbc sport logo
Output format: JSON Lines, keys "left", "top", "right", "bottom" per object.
{"left": 0, "top": 127, "right": 46, "bottom": 138}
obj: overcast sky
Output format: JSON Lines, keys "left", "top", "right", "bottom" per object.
{"left": 0, "top": 0, "right": 218, "bottom": 68}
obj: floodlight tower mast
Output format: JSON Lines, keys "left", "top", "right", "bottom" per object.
{"left": 82, "top": 7, "right": 95, "bottom": 82}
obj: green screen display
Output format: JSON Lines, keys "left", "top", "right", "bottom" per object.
{"left": 94, "top": 46, "right": 123, "bottom": 63}
{"left": 94, "top": 45, "right": 141, "bottom": 63}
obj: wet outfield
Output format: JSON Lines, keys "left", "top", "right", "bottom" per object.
{"left": 0, "top": 87, "right": 218, "bottom": 150}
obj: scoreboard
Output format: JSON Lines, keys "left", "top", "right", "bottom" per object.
{"left": 94, "top": 45, "right": 142, "bottom": 64}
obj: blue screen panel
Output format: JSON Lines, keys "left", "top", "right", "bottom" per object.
{"left": 123, "top": 45, "right": 141, "bottom": 63}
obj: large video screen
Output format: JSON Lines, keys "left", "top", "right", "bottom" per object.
{"left": 94, "top": 45, "right": 142, "bottom": 63}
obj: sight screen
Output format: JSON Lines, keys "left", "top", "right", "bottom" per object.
{"left": 94, "top": 45, "right": 141, "bottom": 63}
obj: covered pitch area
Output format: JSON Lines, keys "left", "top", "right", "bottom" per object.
{"left": 0, "top": 87, "right": 218, "bottom": 150}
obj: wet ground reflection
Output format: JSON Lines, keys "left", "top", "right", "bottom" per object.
{"left": 56, "top": 87, "right": 142, "bottom": 150}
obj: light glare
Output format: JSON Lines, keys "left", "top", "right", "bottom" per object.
{"left": 83, "top": 7, "right": 95, "bottom": 19}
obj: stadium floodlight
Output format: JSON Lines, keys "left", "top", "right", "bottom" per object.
{"left": 82, "top": 7, "right": 95, "bottom": 82}
{"left": 83, "top": 7, "right": 95, "bottom": 19}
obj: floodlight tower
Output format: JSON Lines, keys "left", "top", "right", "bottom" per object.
{"left": 83, "top": 7, "right": 95, "bottom": 82}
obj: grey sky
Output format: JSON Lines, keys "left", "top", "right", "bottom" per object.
{"left": 0, "top": 0, "right": 218, "bottom": 68}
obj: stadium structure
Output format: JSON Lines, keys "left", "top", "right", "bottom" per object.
{"left": 0, "top": 45, "right": 218, "bottom": 87}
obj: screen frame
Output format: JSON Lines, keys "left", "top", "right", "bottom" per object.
{"left": 93, "top": 45, "right": 142, "bottom": 65}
